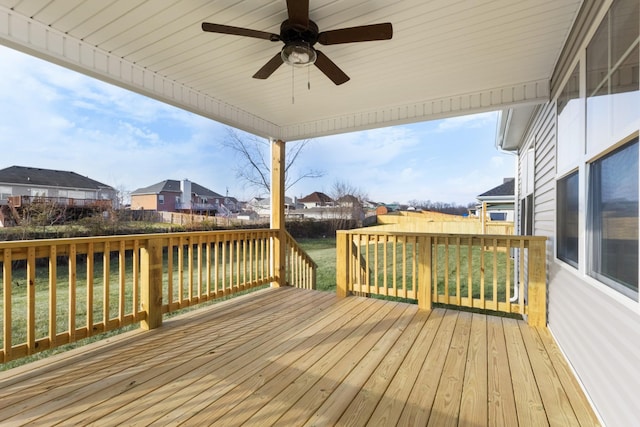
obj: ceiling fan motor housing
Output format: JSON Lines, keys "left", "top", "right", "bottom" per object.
{"left": 280, "top": 19, "right": 319, "bottom": 45}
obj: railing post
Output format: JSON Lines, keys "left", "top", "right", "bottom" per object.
{"left": 527, "top": 239, "right": 547, "bottom": 327}
{"left": 141, "top": 238, "right": 163, "bottom": 330}
{"left": 418, "top": 236, "right": 433, "bottom": 311}
{"left": 336, "top": 232, "right": 350, "bottom": 298}
{"left": 271, "top": 139, "right": 286, "bottom": 287}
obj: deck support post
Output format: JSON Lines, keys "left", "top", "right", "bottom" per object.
{"left": 418, "top": 236, "right": 432, "bottom": 310}
{"left": 271, "top": 139, "right": 286, "bottom": 287}
{"left": 527, "top": 239, "right": 547, "bottom": 327}
{"left": 141, "top": 238, "right": 163, "bottom": 330}
{"left": 336, "top": 232, "right": 350, "bottom": 298}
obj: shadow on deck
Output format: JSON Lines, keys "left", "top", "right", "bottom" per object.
{"left": 0, "top": 287, "right": 599, "bottom": 426}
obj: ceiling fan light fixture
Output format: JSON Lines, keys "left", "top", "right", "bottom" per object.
{"left": 281, "top": 41, "right": 316, "bottom": 67}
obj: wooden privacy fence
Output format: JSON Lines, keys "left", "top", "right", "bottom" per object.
{"left": 0, "top": 229, "right": 316, "bottom": 363}
{"left": 336, "top": 230, "right": 546, "bottom": 326}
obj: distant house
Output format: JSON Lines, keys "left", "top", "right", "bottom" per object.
{"left": 298, "top": 192, "right": 333, "bottom": 209}
{"left": 475, "top": 178, "right": 515, "bottom": 221}
{"left": 0, "top": 165, "right": 116, "bottom": 203}
{"left": 0, "top": 165, "right": 117, "bottom": 226}
{"left": 246, "top": 196, "right": 295, "bottom": 217}
{"left": 130, "top": 179, "right": 238, "bottom": 215}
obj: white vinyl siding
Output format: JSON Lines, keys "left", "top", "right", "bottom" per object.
{"left": 523, "top": 95, "right": 640, "bottom": 426}
{"left": 517, "top": 1, "right": 640, "bottom": 423}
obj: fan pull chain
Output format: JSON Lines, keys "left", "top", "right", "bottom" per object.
{"left": 308, "top": 66, "right": 311, "bottom": 90}
{"left": 291, "top": 66, "right": 295, "bottom": 104}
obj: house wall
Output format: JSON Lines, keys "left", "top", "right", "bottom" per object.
{"left": 517, "top": 1, "right": 640, "bottom": 422}
{"left": 130, "top": 194, "right": 158, "bottom": 211}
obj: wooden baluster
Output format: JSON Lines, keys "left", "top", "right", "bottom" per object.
{"left": 3, "top": 249, "right": 12, "bottom": 362}
{"left": 505, "top": 239, "right": 512, "bottom": 312}
{"left": 178, "top": 237, "right": 184, "bottom": 305}
{"left": 455, "top": 237, "right": 461, "bottom": 307}
{"left": 49, "top": 245, "right": 57, "bottom": 348}
{"left": 188, "top": 238, "right": 194, "bottom": 303}
{"left": 86, "top": 243, "right": 94, "bottom": 336}
{"left": 132, "top": 240, "right": 139, "bottom": 320}
{"left": 480, "top": 237, "right": 485, "bottom": 309}
{"left": 492, "top": 238, "right": 498, "bottom": 309}
{"left": 27, "top": 246, "right": 35, "bottom": 354}
{"left": 69, "top": 244, "right": 77, "bottom": 341}
{"left": 402, "top": 236, "right": 407, "bottom": 299}
{"left": 467, "top": 239, "right": 473, "bottom": 307}
{"left": 103, "top": 241, "right": 110, "bottom": 328}
{"left": 118, "top": 240, "right": 125, "bottom": 326}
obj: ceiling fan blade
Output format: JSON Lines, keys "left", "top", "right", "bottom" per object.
{"left": 252, "top": 52, "right": 284, "bottom": 79}
{"left": 202, "top": 22, "right": 280, "bottom": 42}
{"left": 318, "top": 23, "right": 393, "bottom": 45}
{"left": 314, "top": 50, "right": 349, "bottom": 85}
{"left": 286, "top": 0, "right": 309, "bottom": 29}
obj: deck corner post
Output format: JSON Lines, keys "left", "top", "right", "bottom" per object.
{"left": 418, "top": 235, "right": 433, "bottom": 310}
{"left": 527, "top": 238, "right": 547, "bottom": 327}
{"left": 271, "top": 138, "right": 286, "bottom": 288}
{"left": 141, "top": 237, "right": 163, "bottom": 330}
{"left": 336, "top": 231, "right": 350, "bottom": 298}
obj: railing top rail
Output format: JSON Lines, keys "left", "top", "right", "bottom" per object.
{"left": 0, "top": 228, "right": 279, "bottom": 249}
{"left": 284, "top": 230, "right": 318, "bottom": 268}
{"left": 336, "top": 229, "right": 547, "bottom": 242}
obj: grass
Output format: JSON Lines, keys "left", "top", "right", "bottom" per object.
{"left": 297, "top": 237, "right": 337, "bottom": 292}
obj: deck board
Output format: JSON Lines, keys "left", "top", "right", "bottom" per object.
{"left": 0, "top": 287, "right": 600, "bottom": 426}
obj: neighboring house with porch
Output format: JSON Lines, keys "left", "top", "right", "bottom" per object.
{"left": 0, "top": 165, "right": 116, "bottom": 226}
{"left": 131, "top": 179, "right": 238, "bottom": 215}
{"left": 475, "top": 177, "right": 515, "bottom": 222}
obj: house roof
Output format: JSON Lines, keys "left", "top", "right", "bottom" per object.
{"left": 0, "top": 1, "right": 583, "bottom": 140}
{"left": 131, "top": 180, "right": 223, "bottom": 198}
{"left": 477, "top": 178, "right": 515, "bottom": 200}
{"left": 0, "top": 165, "right": 114, "bottom": 190}
{"left": 298, "top": 191, "right": 333, "bottom": 204}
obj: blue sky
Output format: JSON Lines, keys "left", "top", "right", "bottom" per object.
{"left": 0, "top": 45, "right": 514, "bottom": 205}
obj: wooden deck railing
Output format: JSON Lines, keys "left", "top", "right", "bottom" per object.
{"left": 285, "top": 231, "right": 317, "bottom": 289}
{"left": 337, "top": 230, "right": 547, "bottom": 326}
{"left": 0, "top": 229, "right": 316, "bottom": 363}
{"left": 8, "top": 195, "right": 112, "bottom": 209}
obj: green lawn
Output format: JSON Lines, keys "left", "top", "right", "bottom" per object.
{"left": 296, "top": 238, "right": 337, "bottom": 292}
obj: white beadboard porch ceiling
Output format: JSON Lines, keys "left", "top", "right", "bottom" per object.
{"left": 0, "top": 0, "right": 582, "bottom": 140}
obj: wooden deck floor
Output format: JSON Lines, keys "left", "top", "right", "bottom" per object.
{"left": 0, "top": 287, "right": 599, "bottom": 426}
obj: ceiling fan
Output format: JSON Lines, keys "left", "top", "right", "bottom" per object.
{"left": 201, "top": 0, "right": 393, "bottom": 85}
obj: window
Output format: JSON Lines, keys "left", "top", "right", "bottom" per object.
{"left": 557, "top": 171, "right": 579, "bottom": 268}
{"left": 589, "top": 139, "right": 638, "bottom": 299}
{"left": 158, "top": 195, "right": 164, "bottom": 204}
{"left": 557, "top": 65, "right": 583, "bottom": 173}
{"left": 586, "top": 0, "right": 639, "bottom": 155}
{"left": 489, "top": 212, "right": 506, "bottom": 221}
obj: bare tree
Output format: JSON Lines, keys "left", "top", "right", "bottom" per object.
{"left": 329, "top": 180, "right": 369, "bottom": 230}
{"left": 223, "top": 127, "right": 324, "bottom": 193}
